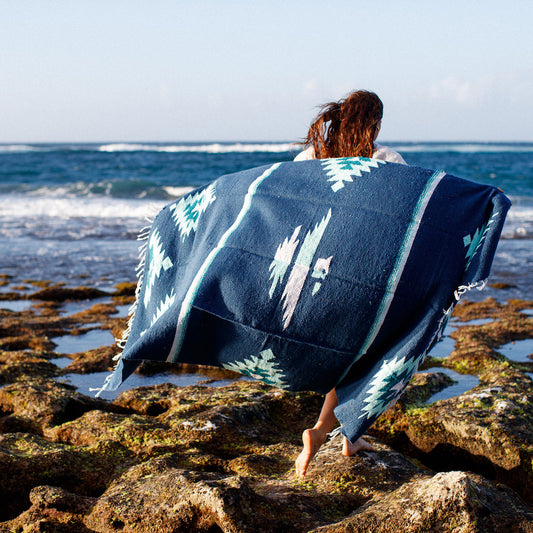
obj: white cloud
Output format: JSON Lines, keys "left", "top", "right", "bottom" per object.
{"left": 428, "top": 76, "right": 485, "bottom": 106}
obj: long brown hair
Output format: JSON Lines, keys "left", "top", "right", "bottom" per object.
{"left": 302, "top": 90, "right": 383, "bottom": 159}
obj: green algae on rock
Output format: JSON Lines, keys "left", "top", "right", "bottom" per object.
{"left": 0, "top": 285, "right": 532, "bottom": 531}
{"left": 370, "top": 299, "right": 533, "bottom": 507}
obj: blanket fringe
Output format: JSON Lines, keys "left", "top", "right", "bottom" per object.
{"left": 89, "top": 372, "right": 115, "bottom": 395}
{"left": 430, "top": 278, "right": 488, "bottom": 354}
{"left": 92, "top": 200, "right": 183, "bottom": 397}
{"left": 454, "top": 278, "right": 487, "bottom": 300}
{"left": 91, "top": 219, "right": 154, "bottom": 397}
{"left": 327, "top": 426, "right": 342, "bottom": 439}
{"left": 314, "top": 278, "right": 489, "bottom": 439}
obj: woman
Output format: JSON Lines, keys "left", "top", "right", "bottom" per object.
{"left": 294, "top": 90, "right": 406, "bottom": 164}
{"left": 295, "top": 90, "right": 406, "bottom": 477}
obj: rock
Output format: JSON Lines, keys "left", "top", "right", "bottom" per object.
{"left": 398, "top": 370, "right": 456, "bottom": 405}
{"left": 46, "top": 381, "right": 323, "bottom": 461}
{"left": 1, "top": 290, "right": 533, "bottom": 531}
{"left": 31, "top": 285, "right": 109, "bottom": 302}
{"left": 1, "top": 485, "right": 96, "bottom": 532}
{"left": 113, "top": 282, "right": 137, "bottom": 297}
{"left": 0, "top": 350, "right": 59, "bottom": 386}
{"left": 60, "top": 344, "right": 117, "bottom": 374}
{"left": 81, "top": 440, "right": 431, "bottom": 532}
{"left": 29, "top": 485, "right": 95, "bottom": 514}
{"left": 311, "top": 471, "right": 533, "bottom": 532}
{"left": 0, "top": 334, "right": 55, "bottom": 352}
{"left": 370, "top": 298, "right": 533, "bottom": 506}
{"left": 84, "top": 457, "right": 275, "bottom": 532}
{"left": 45, "top": 409, "right": 171, "bottom": 455}
{"left": 0, "top": 379, "right": 123, "bottom": 434}
{"left": 0, "top": 433, "right": 135, "bottom": 522}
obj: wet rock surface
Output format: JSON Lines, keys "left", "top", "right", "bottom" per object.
{"left": 371, "top": 297, "right": 533, "bottom": 507}
{"left": 312, "top": 470, "right": 533, "bottom": 533}
{"left": 0, "top": 283, "right": 532, "bottom": 532}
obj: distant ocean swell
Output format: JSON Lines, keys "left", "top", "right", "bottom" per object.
{"left": 0, "top": 180, "right": 194, "bottom": 200}
{"left": 1, "top": 142, "right": 533, "bottom": 154}
{"left": 0, "top": 141, "right": 531, "bottom": 240}
{"left": 0, "top": 141, "right": 531, "bottom": 298}
{"left": 0, "top": 196, "right": 530, "bottom": 242}
{"left": 0, "top": 142, "right": 298, "bottom": 154}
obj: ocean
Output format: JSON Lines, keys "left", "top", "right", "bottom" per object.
{"left": 0, "top": 141, "right": 531, "bottom": 302}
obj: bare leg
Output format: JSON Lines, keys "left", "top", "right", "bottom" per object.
{"left": 295, "top": 389, "right": 339, "bottom": 477}
{"left": 342, "top": 436, "right": 375, "bottom": 456}
{"left": 295, "top": 389, "right": 376, "bottom": 477}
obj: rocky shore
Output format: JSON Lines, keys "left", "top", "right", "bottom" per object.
{"left": 1, "top": 277, "right": 532, "bottom": 532}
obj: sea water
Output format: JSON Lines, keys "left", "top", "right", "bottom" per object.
{"left": 0, "top": 141, "right": 531, "bottom": 301}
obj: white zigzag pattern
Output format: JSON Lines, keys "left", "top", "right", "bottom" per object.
{"left": 140, "top": 290, "right": 176, "bottom": 337}
{"left": 463, "top": 211, "right": 500, "bottom": 270}
{"left": 223, "top": 349, "right": 288, "bottom": 389}
{"left": 359, "top": 354, "right": 422, "bottom": 420}
{"left": 280, "top": 210, "right": 331, "bottom": 329}
{"left": 322, "top": 157, "right": 384, "bottom": 192}
{"left": 144, "top": 229, "right": 173, "bottom": 308}
{"left": 170, "top": 183, "right": 216, "bottom": 240}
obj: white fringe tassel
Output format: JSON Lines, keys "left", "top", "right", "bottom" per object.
{"left": 322, "top": 277, "right": 490, "bottom": 439}
{"left": 90, "top": 218, "right": 153, "bottom": 397}
{"left": 454, "top": 278, "right": 488, "bottom": 301}
{"left": 327, "top": 426, "right": 342, "bottom": 439}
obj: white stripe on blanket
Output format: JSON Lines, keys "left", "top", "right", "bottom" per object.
{"left": 336, "top": 169, "right": 446, "bottom": 384}
{"left": 166, "top": 162, "right": 283, "bottom": 362}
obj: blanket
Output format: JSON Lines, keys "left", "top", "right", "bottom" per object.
{"left": 97, "top": 158, "right": 510, "bottom": 443}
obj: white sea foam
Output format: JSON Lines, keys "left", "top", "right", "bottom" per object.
{"left": 0, "top": 144, "right": 43, "bottom": 153}
{"left": 2, "top": 142, "right": 532, "bottom": 155}
{"left": 162, "top": 186, "right": 195, "bottom": 197}
{"left": 8, "top": 182, "right": 192, "bottom": 200}
{"left": 0, "top": 142, "right": 298, "bottom": 154}
{"left": 392, "top": 143, "right": 533, "bottom": 153}
{"left": 0, "top": 194, "right": 167, "bottom": 220}
{"left": 506, "top": 204, "right": 533, "bottom": 221}
{"left": 501, "top": 199, "right": 533, "bottom": 239}
{"left": 0, "top": 191, "right": 530, "bottom": 237}
{"left": 98, "top": 142, "right": 298, "bottom": 153}
{"left": 28, "top": 183, "right": 110, "bottom": 198}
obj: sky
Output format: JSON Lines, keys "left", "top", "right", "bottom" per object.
{"left": 1, "top": 0, "right": 532, "bottom": 143}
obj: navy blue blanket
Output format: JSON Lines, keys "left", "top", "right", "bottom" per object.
{"left": 98, "top": 158, "right": 510, "bottom": 443}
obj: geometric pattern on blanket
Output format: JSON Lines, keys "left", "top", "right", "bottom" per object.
{"left": 97, "top": 158, "right": 511, "bottom": 444}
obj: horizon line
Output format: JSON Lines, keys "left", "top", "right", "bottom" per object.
{"left": 1, "top": 139, "right": 532, "bottom": 145}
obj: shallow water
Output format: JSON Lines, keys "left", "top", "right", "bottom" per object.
{"left": 56, "top": 370, "right": 246, "bottom": 400}
{"left": 428, "top": 335, "right": 456, "bottom": 359}
{"left": 427, "top": 322, "right": 458, "bottom": 359}
{"left": 59, "top": 298, "right": 131, "bottom": 318}
{"left": 422, "top": 367, "right": 480, "bottom": 404}
{"left": 496, "top": 339, "right": 533, "bottom": 363}
{"left": 50, "top": 356, "right": 73, "bottom": 369}
{"left": 428, "top": 318, "right": 503, "bottom": 361}
{"left": 59, "top": 298, "right": 111, "bottom": 316}
{"left": 52, "top": 329, "right": 115, "bottom": 354}
{"left": 114, "top": 304, "right": 131, "bottom": 317}
{"left": 0, "top": 300, "right": 33, "bottom": 312}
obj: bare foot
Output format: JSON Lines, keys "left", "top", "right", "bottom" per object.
{"left": 342, "top": 436, "right": 375, "bottom": 456}
{"left": 295, "top": 428, "right": 328, "bottom": 477}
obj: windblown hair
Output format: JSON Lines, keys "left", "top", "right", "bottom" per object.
{"left": 303, "top": 90, "right": 383, "bottom": 159}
